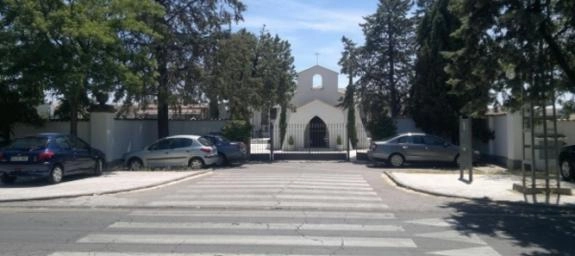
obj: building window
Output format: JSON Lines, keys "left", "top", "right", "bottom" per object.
{"left": 312, "top": 74, "right": 323, "bottom": 89}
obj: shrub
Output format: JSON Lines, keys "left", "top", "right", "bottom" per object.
{"left": 222, "top": 120, "right": 252, "bottom": 142}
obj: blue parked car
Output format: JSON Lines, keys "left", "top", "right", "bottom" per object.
{"left": 0, "top": 133, "right": 105, "bottom": 184}
{"left": 203, "top": 134, "right": 248, "bottom": 166}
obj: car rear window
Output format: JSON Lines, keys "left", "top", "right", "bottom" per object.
{"left": 8, "top": 137, "right": 48, "bottom": 150}
{"left": 198, "top": 137, "right": 214, "bottom": 146}
{"left": 217, "top": 136, "right": 230, "bottom": 143}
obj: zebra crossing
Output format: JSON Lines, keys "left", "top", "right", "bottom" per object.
{"left": 47, "top": 171, "right": 501, "bottom": 256}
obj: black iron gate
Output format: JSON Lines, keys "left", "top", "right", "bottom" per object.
{"left": 250, "top": 121, "right": 348, "bottom": 161}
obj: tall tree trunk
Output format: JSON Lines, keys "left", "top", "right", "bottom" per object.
{"left": 388, "top": 29, "right": 398, "bottom": 118}
{"left": 157, "top": 49, "right": 169, "bottom": 139}
{"left": 69, "top": 96, "right": 78, "bottom": 136}
{"left": 279, "top": 103, "right": 287, "bottom": 147}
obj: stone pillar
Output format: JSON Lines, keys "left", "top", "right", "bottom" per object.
{"left": 90, "top": 112, "right": 115, "bottom": 163}
{"left": 506, "top": 111, "right": 523, "bottom": 170}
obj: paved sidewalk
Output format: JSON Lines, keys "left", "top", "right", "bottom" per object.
{"left": 385, "top": 168, "right": 575, "bottom": 206}
{"left": 0, "top": 170, "right": 210, "bottom": 202}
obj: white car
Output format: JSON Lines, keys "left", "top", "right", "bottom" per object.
{"left": 123, "top": 135, "right": 218, "bottom": 170}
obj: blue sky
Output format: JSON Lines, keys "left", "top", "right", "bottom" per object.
{"left": 235, "top": 0, "right": 380, "bottom": 88}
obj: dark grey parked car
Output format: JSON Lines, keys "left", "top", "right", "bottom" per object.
{"left": 367, "top": 133, "right": 474, "bottom": 167}
{"left": 203, "top": 134, "right": 248, "bottom": 166}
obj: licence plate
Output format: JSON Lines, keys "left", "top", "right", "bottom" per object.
{"left": 11, "top": 156, "right": 28, "bottom": 162}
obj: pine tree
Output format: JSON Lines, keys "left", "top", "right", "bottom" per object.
{"left": 149, "top": 0, "right": 245, "bottom": 138}
{"left": 338, "top": 36, "right": 359, "bottom": 148}
{"left": 409, "top": 0, "right": 462, "bottom": 140}
{"left": 359, "top": 0, "right": 415, "bottom": 118}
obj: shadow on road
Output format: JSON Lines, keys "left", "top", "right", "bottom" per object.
{"left": 442, "top": 198, "right": 575, "bottom": 256}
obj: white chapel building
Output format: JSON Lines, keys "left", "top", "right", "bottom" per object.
{"left": 252, "top": 65, "right": 369, "bottom": 151}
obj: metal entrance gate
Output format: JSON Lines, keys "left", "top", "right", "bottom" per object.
{"left": 250, "top": 122, "right": 348, "bottom": 161}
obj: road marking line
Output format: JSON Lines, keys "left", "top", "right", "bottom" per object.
{"left": 78, "top": 234, "right": 416, "bottom": 248}
{"left": 429, "top": 246, "right": 501, "bottom": 256}
{"left": 194, "top": 182, "right": 371, "bottom": 187}
{"left": 405, "top": 218, "right": 453, "bottom": 227}
{"left": 184, "top": 185, "right": 374, "bottom": 191}
{"left": 176, "top": 189, "right": 378, "bottom": 196}
{"left": 165, "top": 194, "right": 382, "bottom": 202}
{"left": 48, "top": 252, "right": 338, "bottom": 256}
{"left": 146, "top": 201, "right": 389, "bottom": 209}
{"left": 416, "top": 231, "right": 487, "bottom": 245}
{"left": 109, "top": 222, "right": 404, "bottom": 232}
{"left": 129, "top": 210, "right": 396, "bottom": 219}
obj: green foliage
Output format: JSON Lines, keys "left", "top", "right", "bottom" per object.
{"left": 0, "top": 0, "right": 164, "bottom": 135}
{"left": 287, "top": 135, "right": 294, "bottom": 146}
{"left": 336, "top": 135, "right": 342, "bottom": 145}
{"left": 410, "top": 0, "right": 462, "bottom": 139}
{"left": 222, "top": 120, "right": 252, "bottom": 142}
{"left": 0, "top": 85, "right": 44, "bottom": 141}
{"left": 206, "top": 28, "right": 297, "bottom": 122}
{"left": 367, "top": 110, "right": 397, "bottom": 140}
{"left": 149, "top": 0, "right": 246, "bottom": 138}
{"left": 338, "top": 36, "right": 359, "bottom": 148}
{"left": 359, "top": 0, "right": 415, "bottom": 118}
{"left": 445, "top": 0, "right": 575, "bottom": 115}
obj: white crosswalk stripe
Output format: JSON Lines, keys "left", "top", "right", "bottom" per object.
{"left": 165, "top": 194, "right": 383, "bottom": 202}
{"left": 147, "top": 200, "right": 389, "bottom": 209}
{"left": 77, "top": 234, "right": 417, "bottom": 248}
{"left": 184, "top": 184, "right": 375, "bottom": 190}
{"left": 109, "top": 221, "right": 405, "bottom": 232}
{"left": 129, "top": 209, "right": 396, "bottom": 219}
{"left": 175, "top": 188, "right": 378, "bottom": 196}
{"left": 49, "top": 253, "right": 338, "bottom": 256}
{"left": 48, "top": 171, "right": 498, "bottom": 255}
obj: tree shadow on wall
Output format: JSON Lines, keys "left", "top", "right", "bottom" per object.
{"left": 441, "top": 198, "right": 575, "bottom": 256}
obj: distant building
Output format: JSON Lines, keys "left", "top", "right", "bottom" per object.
{"left": 252, "top": 65, "right": 369, "bottom": 150}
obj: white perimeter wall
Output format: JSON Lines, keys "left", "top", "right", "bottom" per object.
{"left": 486, "top": 111, "right": 575, "bottom": 169}
{"left": 13, "top": 115, "right": 226, "bottom": 161}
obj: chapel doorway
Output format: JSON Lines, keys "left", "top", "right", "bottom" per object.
{"left": 305, "top": 116, "right": 328, "bottom": 148}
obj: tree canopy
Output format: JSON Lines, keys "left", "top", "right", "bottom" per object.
{"left": 0, "top": 0, "right": 162, "bottom": 136}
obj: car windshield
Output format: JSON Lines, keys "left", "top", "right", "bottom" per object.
{"left": 8, "top": 137, "right": 48, "bottom": 150}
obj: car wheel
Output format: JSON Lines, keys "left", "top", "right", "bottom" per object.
{"left": 48, "top": 165, "right": 63, "bottom": 184}
{"left": 1, "top": 174, "right": 17, "bottom": 184}
{"left": 189, "top": 158, "right": 204, "bottom": 170}
{"left": 560, "top": 160, "right": 573, "bottom": 181}
{"left": 128, "top": 158, "right": 143, "bottom": 171}
{"left": 93, "top": 159, "right": 104, "bottom": 176}
{"left": 388, "top": 154, "right": 405, "bottom": 167}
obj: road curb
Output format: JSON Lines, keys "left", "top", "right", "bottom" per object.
{"left": 383, "top": 171, "right": 575, "bottom": 210}
{"left": 0, "top": 170, "right": 212, "bottom": 203}
{"left": 382, "top": 171, "right": 477, "bottom": 200}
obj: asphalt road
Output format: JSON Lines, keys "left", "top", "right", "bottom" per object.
{"left": 1, "top": 162, "right": 574, "bottom": 255}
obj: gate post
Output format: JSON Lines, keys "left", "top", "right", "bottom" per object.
{"left": 270, "top": 122, "right": 274, "bottom": 161}
{"left": 346, "top": 123, "right": 351, "bottom": 161}
{"left": 459, "top": 116, "right": 473, "bottom": 182}
{"left": 269, "top": 108, "right": 277, "bottom": 162}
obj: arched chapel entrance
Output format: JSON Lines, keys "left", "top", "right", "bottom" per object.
{"left": 305, "top": 116, "right": 328, "bottom": 148}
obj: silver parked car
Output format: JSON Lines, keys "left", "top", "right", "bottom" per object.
{"left": 367, "top": 133, "right": 472, "bottom": 167}
{"left": 123, "top": 135, "right": 218, "bottom": 170}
